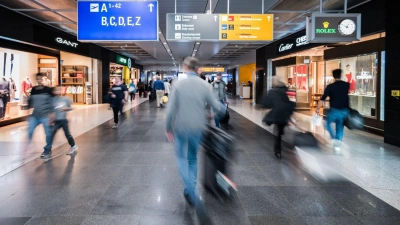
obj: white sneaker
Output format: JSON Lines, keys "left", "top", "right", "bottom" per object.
{"left": 112, "top": 123, "right": 118, "bottom": 129}
{"left": 66, "top": 145, "right": 78, "bottom": 155}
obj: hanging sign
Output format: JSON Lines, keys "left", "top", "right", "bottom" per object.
{"left": 219, "top": 14, "right": 274, "bottom": 41}
{"left": 306, "top": 13, "right": 361, "bottom": 43}
{"left": 116, "top": 55, "right": 132, "bottom": 69}
{"left": 166, "top": 14, "right": 220, "bottom": 41}
{"left": 77, "top": 0, "right": 159, "bottom": 41}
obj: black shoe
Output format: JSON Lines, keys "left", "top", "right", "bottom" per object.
{"left": 274, "top": 152, "right": 281, "bottom": 159}
{"left": 40, "top": 151, "right": 52, "bottom": 158}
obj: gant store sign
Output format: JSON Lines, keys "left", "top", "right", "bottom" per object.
{"left": 56, "top": 37, "right": 78, "bottom": 48}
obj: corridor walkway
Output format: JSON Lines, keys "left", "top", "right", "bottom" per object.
{"left": 0, "top": 99, "right": 399, "bottom": 225}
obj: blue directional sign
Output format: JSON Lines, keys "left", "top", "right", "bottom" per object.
{"left": 77, "top": 0, "right": 158, "bottom": 41}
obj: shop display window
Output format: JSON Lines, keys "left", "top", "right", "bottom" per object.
{"left": 325, "top": 52, "right": 377, "bottom": 117}
{"left": 0, "top": 48, "right": 58, "bottom": 122}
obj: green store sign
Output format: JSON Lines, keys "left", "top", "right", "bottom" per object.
{"left": 315, "top": 21, "right": 336, "bottom": 34}
{"left": 116, "top": 55, "right": 132, "bottom": 69}
{"left": 316, "top": 28, "right": 336, "bottom": 34}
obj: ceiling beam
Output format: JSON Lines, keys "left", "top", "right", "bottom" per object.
{"left": 13, "top": 9, "right": 76, "bottom": 12}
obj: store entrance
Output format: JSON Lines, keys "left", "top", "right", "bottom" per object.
{"left": 273, "top": 47, "right": 326, "bottom": 115}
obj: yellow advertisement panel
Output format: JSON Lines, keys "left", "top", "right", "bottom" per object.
{"left": 201, "top": 67, "right": 225, "bottom": 72}
{"left": 219, "top": 14, "right": 274, "bottom": 41}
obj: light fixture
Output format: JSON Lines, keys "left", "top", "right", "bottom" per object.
{"left": 196, "top": 42, "right": 200, "bottom": 44}
{"left": 163, "top": 42, "right": 167, "bottom": 44}
{"left": 275, "top": 17, "right": 279, "bottom": 20}
{"left": 194, "top": 49, "right": 197, "bottom": 51}
{"left": 167, "top": 49, "right": 170, "bottom": 51}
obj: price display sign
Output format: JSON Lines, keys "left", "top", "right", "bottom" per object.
{"left": 77, "top": 0, "right": 158, "bottom": 41}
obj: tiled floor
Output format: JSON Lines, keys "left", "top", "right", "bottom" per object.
{"left": 0, "top": 96, "right": 148, "bottom": 178}
{"left": 229, "top": 99, "right": 400, "bottom": 212}
{"left": 0, "top": 98, "right": 399, "bottom": 224}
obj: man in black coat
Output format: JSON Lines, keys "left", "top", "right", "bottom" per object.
{"left": 262, "top": 76, "right": 294, "bottom": 159}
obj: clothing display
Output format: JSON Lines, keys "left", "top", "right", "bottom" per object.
{"left": 0, "top": 77, "right": 10, "bottom": 119}
{"left": 345, "top": 72, "right": 356, "bottom": 92}
{"left": 64, "top": 86, "right": 84, "bottom": 94}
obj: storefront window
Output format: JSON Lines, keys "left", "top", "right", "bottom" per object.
{"left": 326, "top": 52, "right": 378, "bottom": 117}
{"left": 380, "top": 51, "right": 385, "bottom": 121}
{"left": 0, "top": 48, "right": 58, "bottom": 121}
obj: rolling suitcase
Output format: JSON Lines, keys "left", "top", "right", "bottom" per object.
{"left": 219, "top": 104, "right": 230, "bottom": 125}
{"left": 202, "top": 125, "right": 236, "bottom": 197}
{"left": 143, "top": 91, "right": 148, "bottom": 98}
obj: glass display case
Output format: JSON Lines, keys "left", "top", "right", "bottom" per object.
{"left": 325, "top": 52, "right": 377, "bottom": 117}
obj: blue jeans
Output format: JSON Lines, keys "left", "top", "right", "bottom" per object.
{"left": 325, "top": 108, "right": 349, "bottom": 141}
{"left": 28, "top": 116, "right": 53, "bottom": 153}
{"left": 174, "top": 129, "right": 203, "bottom": 202}
{"left": 214, "top": 100, "right": 225, "bottom": 127}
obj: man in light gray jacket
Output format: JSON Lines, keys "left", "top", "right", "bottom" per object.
{"left": 166, "top": 57, "right": 225, "bottom": 207}
{"left": 211, "top": 73, "right": 227, "bottom": 127}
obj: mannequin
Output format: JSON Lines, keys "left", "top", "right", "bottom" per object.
{"left": 4, "top": 77, "right": 17, "bottom": 119}
{"left": 0, "top": 76, "right": 10, "bottom": 120}
{"left": 21, "top": 77, "right": 32, "bottom": 106}
{"left": 345, "top": 64, "right": 356, "bottom": 93}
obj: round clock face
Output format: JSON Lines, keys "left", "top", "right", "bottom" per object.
{"left": 338, "top": 19, "right": 356, "bottom": 36}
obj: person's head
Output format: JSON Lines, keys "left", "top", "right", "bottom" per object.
{"left": 182, "top": 57, "right": 199, "bottom": 73}
{"left": 332, "top": 69, "right": 342, "bottom": 80}
{"left": 53, "top": 85, "right": 62, "bottom": 96}
{"left": 271, "top": 76, "right": 285, "bottom": 87}
{"left": 112, "top": 75, "right": 121, "bottom": 84}
{"left": 197, "top": 67, "right": 202, "bottom": 76}
{"left": 36, "top": 73, "right": 44, "bottom": 85}
{"left": 216, "top": 73, "right": 222, "bottom": 82}
{"left": 346, "top": 64, "right": 350, "bottom": 71}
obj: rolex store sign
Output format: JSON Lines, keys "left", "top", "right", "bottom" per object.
{"left": 307, "top": 13, "right": 361, "bottom": 43}
{"left": 316, "top": 22, "right": 336, "bottom": 34}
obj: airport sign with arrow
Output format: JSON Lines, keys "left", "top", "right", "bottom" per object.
{"left": 77, "top": 0, "right": 159, "bottom": 41}
{"left": 219, "top": 14, "right": 274, "bottom": 41}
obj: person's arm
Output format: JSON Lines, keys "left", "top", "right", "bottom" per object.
{"left": 165, "top": 87, "right": 178, "bottom": 142}
{"left": 162, "top": 82, "right": 165, "bottom": 93}
{"left": 316, "top": 86, "right": 330, "bottom": 114}
{"left": 206, "top": 85, "right": 225, "bottom": 115}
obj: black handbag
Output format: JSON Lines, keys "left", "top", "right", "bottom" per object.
{"left": 345, "top": 108, "right": 364, "bottom": 130}
{"left": 219, "top": 104, "right": 230, "bottom": 124}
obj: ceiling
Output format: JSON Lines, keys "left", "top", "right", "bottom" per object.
{"left": 0, "top": 0, "right": 370, "bottom": 69}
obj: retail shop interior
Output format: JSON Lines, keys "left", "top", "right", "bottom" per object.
{"left": 0, "top": 47, "right": 58, "bottom": 121}
{"left": 60, "top": 52, "right": 99, "bottom": 105}
{"left": 272, "top": 33, "right": 384, "bottom": 119}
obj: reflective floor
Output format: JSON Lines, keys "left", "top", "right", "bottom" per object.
{"left": 0, "top": 99, "right": 400, "bottom": 225}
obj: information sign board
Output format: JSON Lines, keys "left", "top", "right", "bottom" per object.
{"left": 219, "top": 14, "right": 274, "bottom": 41}
{"left": 77, "top": 0, "right": 158, "bottom": 41}
{"left": 166, "top": 14, "right": 220, "bottom": 41}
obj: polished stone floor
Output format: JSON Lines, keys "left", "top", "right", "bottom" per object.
{"left": 0, "top": 99, "right": 400, "bottom": 225}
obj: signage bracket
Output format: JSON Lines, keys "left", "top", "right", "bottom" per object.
{"left": 344, "top": 0, "right": 347, "bottom": 13}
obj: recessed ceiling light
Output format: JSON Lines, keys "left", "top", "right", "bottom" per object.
{"left": 167, "top": 49, "right": 170, "bottom": 51}
{"left": 275, "top": 17, "right": 279, "bottom": 20}
{"left": 163, "top": 42, "right": 167, "bottom": 44}
{"left": 196, "top": 42, "right": 200, "bottom": 44}
{"left": 194, "top": 49, "right": 197, "bottom": 51}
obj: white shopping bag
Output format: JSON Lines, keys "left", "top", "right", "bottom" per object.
{"left": 312, "top": 114, "right": 322, "bottom": 126}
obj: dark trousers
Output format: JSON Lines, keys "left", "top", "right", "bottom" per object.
{"left": 52, "top": 120, "right": 75, "bottom": 147}
{"left": 129, "top": 93, "right": 135, "bottom": 101}
{"left": 274, "top": 124, "right": 286, "bottom": 153}
{"left": 112, "top": 105, "right": 123, "bottom": 124}
{"left": 0, "top": 96, "right": 8, "bottom": 118}
{"left": 139, "top": 89, "right": 144, "bottom": 97}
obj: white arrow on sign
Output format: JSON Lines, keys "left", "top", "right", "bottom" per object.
{"left": 267, "top": 16, "right": 271, "bottom": 22}
{"left": 214, "top": 15, "right": 217, "bottom": 21}
{"left": 148, "top": 3, "right": 154, "bottom": 12}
